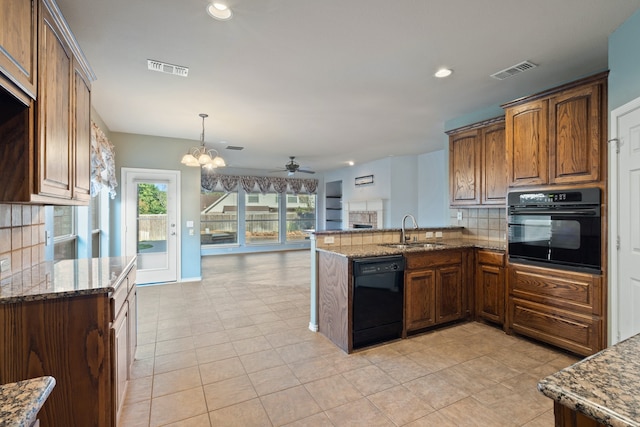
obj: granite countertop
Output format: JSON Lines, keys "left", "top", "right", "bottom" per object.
{"left": 0, "top": 256, "right": 136, "bottom": 304}
{"left": 0, "top": 376, "right": 55, "bottom": 427}
{"left": 538, "top": 333, "right": 640, "bottom": 427}
{"left": 317, "top": 238, "right": 506, "bottom": 258}
{"left": 313, "top": 226, "right": 464, "bottom": 236}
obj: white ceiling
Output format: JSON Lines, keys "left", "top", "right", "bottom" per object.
{"left": 56, "top": 0, "right": 640, "bottom": 173}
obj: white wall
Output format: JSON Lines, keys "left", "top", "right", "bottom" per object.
{"left": 320, "top": 151, "right": 448, "bottom": 229}
{"left": 417, "top": 150, "right": 449, "bottom": 226}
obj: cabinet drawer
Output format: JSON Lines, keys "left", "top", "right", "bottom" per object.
{"left": 509, "top": 297, "right": 601, "bottom": 356}
{"left": 509, "top": 264, "right": 602, "bottom": 315}
{"left": 127, "top": 266, "right": 137, "bottom": 292}
{"left": 477, "top": 250, "right": 504, "bottom": 266}
{"left": 406, "top": 250, "right": 461, "bottom": 270}
{"left": 111, "top": 281, "right": 128, "bottom": 321}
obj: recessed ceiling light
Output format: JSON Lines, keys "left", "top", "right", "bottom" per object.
{"left": 207, "top": 2, "right": 232, "bottom": 20}
{"left": 435, "top": 68, "right": 453, "bottom": 78}
{"left": 348, "top": 161, "right": 354, "bottom": 166}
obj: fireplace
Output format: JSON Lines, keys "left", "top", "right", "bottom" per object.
{"left": 346, "top": 199, "right": 384, "bottom": 229}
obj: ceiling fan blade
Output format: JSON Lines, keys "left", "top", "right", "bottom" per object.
{"left": 297, "top": 169, "right": 315, "bottom": 174}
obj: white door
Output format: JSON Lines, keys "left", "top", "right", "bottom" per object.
{"left": 122, "top": 168, "right": 180, "bottom": 284}
{"left": 610, "top": 96, "right": 640, "bottom": 344}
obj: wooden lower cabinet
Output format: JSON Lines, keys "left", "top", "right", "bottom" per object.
{"left": 553, "top": 402, "right": 606, "bottom": 427}
{"left": 507, "top": 263, "right": 604, "bottom": 356}
{"left": 475, "top": 250, "right": 506, "bottom": 325}
{"left": 404, "top": 249, "right": 469, "bottom": 335}
{"left": 0, "top": 261, "right": 137, "bottom": 427}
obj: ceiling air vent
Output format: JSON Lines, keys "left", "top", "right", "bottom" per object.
{"left": 226, "top": 146, "right": 244, "bottom": 151}
{"left": 490, "top": 60, "right": 537, "bottom": 80}
{"left": 147, "top": 59, "right": 189, "bottom": 77}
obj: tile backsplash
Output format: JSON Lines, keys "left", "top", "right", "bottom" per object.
{"left": 0, "top": 204, "right": 45, "bottom": 279}
{"left": 450, "top": 207, "right": 507, "bottom": 240}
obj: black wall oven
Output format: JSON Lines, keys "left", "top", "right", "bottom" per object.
{"left": 508, "top": 188, "right": 601, "bottom": 273}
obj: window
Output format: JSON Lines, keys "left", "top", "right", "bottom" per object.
{"left": 286, "top": 194, "right": 316, "bottom": 242}
{"left": 247, "top": 194, "right": 259, "bottom": 204}
{"left": 90, "top": 195, "right": 101, "bottom": 257}
{"left": 245, "top": 192, "right": 279, "bottom": 244}
{"left": 53, "top": 206, "right": 77, "bottom": 260}
{"left": 201, "top": 191, "right": 238, "bottom": 245}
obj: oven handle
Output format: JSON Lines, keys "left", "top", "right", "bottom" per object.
{"left": 509, "top": 209, "right": 599, "bottom": 216}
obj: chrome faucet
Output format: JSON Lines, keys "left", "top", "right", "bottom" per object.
{"left": 401, "top": 214, "right": 418, "bottom": 243}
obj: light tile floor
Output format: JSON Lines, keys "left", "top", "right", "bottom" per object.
{"left": 120, "top": 250, "right": 579, "bottom": 426}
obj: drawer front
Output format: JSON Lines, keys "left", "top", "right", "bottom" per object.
{"left": 111, "top": 281, "right": 127, "bottom": 321}
{"left": 127, "top": 266, "right": 137, "bottom": 292}
{"left": 509, "top": 297, "right": 601, "bottom": 356}
{"left": 477, "top": 250, "right": 505, "bottom": 266}
{"left": 406, "top": 250, "right": 462, "bottom": 270}
{"left": 509, "top": 264, "right": 601, "bottom": 315}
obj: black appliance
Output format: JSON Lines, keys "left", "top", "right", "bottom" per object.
{"left": 508, "top": 188, "right": 601, "bottom": 273}
{"left": 352, "top": 256, "right": 405, "bottom": 349}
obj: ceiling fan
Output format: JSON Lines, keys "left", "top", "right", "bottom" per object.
{"left": 273, "top": 156, "right": 315, "bottom": 176}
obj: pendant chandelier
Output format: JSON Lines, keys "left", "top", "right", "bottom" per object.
{"left": 180, "top": 113, "right": 226, "bottom": 169}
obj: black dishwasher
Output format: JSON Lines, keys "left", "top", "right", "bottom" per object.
{"left": 352, "top": 256, "right": 405, "bottom": 349}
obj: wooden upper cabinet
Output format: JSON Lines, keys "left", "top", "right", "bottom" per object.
{"left": 505, "top": 99, "right": 549, "bottom": 187}
{"left": 503, "top": 72, "right": 607, "bottom": 188}
{"left": 0, "top": 0, "right": 94, "bottom": 204}
{"left": 449, "top": 129, "right": 481, "bottom": 205}
{"left": 0, "top": 0, "right": 38, "bottom": 100}
{"left": 481, "top": 122, "right": 507, "bottom": 204}
{"left": 38, "top": 0, "right": 73, "bottom": 199}
{"left": 72, "top": 60, "right": 91, "bottom": 202}
{"left": 448, "top": 117, "right": 506, "bottom": 207}
{"left": 549, "top": 83, "right": 601, "bottom": 184}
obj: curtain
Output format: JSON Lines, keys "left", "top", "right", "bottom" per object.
{"left": 303, "top": 179, "right": 318, "bottom": 194}
{"left": 90, "top": 121, "right": 118, "bottom": 198}
{"left": 201, "top": 173, "right": 219, "bottom": 192}
{"left": 240, "top": 176, "right": 257, "bottom": 193}
{"left": 256, "top": 176, "right": 271, "bottom": 194}
{"left": 288, "top": 179, "right": 303, "bottom": 195}
{"left": 200, "top": 173, "right": 318, "bottom": 194}
{"left": 220, "top": 175, "right": 239, "bottom": 192}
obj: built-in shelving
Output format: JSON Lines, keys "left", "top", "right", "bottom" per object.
{"left": 325, "top": 181, "right": 342, "bottom": 230}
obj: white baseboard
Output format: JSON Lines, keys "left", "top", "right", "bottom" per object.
{"left": 180, "top": 276, "right": 203, "bottom": 283}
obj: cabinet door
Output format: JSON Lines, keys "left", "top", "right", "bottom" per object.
{"left": 112, "top": 301, "right": 129, "bottom": 421}
{"left": 38, "top": 1, "right": 73, "bottom": 199}
{"left": 405, "top": 269, "right": 436, "bottom": 331}
{"left": 476, "top": 263, "right": 505, "bottom": 324}
{"left": 549, "top": 83, "right": 601, "bottom": 184}
{"left": 0, "top": 0, "right": 37, "bottom": 99}
{"left": 481, "top": 123, "right": 507, "bottom": 205}
{"left": 72, "top": 60, "right": 91, "bottom": 202}
{"left": 506, "top": 100, "right": 549, "bottom": 187}
{"left": 436, "top": 265, "right": 463, "bottom": 323}
{"left": 449, "top": 129, "right": 481, "bottom": 205}
{"left": 128, "top": 288, "right": 137, "bottom": 369}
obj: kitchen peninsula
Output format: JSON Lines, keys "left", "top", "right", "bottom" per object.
{"left": 310, "top": 227, "right": 506, "bottom": 353}
{"left": 539, "top": 333, "right": 640, "bottom": 427}
{"left": 0, "top": 256, "right": 137, "bottom": 427}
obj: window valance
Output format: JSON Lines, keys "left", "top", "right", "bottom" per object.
{"left": 202, "top": 172, "right": 318, "bottom": 195}
{"left": 90, "top": 121, "right": 118, "bottom": 198}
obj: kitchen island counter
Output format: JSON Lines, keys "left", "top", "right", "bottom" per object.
{"left": 538, "top": 333, "right": 640, "bottom": 427}
{"left": 0, "top": 376, "right": 55, "bottom": 427}
{"left": 316, "top": 237, "right": 505, "bottom": 258}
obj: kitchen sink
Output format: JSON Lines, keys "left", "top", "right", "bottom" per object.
{"left": 382, "top": 242, "right": 448, "bottom": 250}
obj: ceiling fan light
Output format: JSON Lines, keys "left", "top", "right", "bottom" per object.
{"left": 213, "top": 156, "right": 226, "bottom": 167}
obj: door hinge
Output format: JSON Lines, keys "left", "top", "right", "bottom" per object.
{"left": 608, "top": 138, "right": 621, "bottom": 153}
{"left": 617, "top": 236, "right": 621, "bottom": 250}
